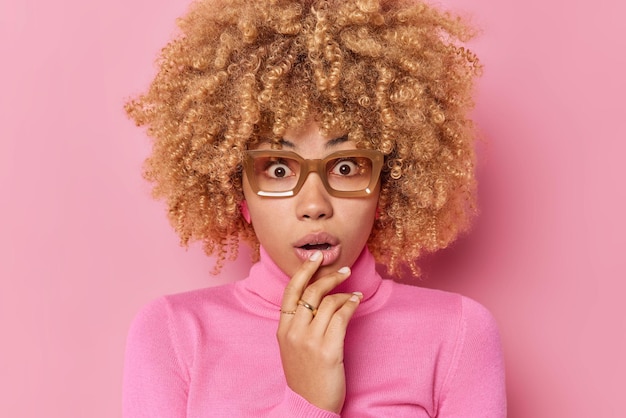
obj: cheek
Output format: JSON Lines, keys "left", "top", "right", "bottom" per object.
{"left": 343, "top": 201, "right": 378, "bottom": 233}
{"left": 244, "top": 196, "right": 289, "bottom": 233}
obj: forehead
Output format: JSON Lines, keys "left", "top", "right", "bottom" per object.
{"left": 254, "top": 121, "right": 355, "bottom": 155}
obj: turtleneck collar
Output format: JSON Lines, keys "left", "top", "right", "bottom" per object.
{"left": 235, "top": 246, "right": 390, "bottom": 318}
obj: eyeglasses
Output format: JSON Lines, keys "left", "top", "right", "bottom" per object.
{"left": 243, "top": 149, "right": 384, "bottom": 197}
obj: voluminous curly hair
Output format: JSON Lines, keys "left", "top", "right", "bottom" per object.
{"left": 126, "top": 0, "right": 481, "bottom": 276}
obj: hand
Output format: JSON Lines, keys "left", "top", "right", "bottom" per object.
{"left": 277, "top": 251, "right": 363, "bottom": 414}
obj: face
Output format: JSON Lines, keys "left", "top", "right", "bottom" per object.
{"left": 242, "top": 121, "right": 380, "bottom": 280}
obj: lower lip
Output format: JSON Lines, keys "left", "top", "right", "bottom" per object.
{"left": 294, "top": 245, "right": 341, "bottom": 266}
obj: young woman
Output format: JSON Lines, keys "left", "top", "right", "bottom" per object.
{"left": 123, "top": 0, "right": 506, "bottom": 416}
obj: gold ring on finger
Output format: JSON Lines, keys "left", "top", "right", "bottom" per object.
{"left": 297, "top": 299, "right": 318, "bottom": 316}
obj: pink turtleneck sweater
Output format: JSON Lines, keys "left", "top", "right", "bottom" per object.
{"left": 123, "top": 248, "right": 506, "bottom": 417}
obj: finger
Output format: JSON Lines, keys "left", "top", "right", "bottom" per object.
{"left": 280, "top": 250, "right": 323, "bottom": 312}
{"left": 297, "top": 266, "right": 352, "bottom": 312}
{"left": 308, "top": 292, "right": 359, "bottom": 334}
{"left": 290, "top": 266, "right": 352, "bottom": 326}
{"left": 323, "top": 292, "right": 362, "bottom": 344}
{"left": 278, "top": 251, "right": 323, "bottom": 329}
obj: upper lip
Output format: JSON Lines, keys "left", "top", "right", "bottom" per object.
{"left": 293, "top": 232, "right": 339, "bottom": 248}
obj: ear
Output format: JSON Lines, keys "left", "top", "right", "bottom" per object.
{"left": 240, "top": 200, "right": 251, "bottom": 224}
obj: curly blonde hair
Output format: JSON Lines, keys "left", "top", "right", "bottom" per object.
{"left": 126, "top": 0, "right": 481, "bottom": 276}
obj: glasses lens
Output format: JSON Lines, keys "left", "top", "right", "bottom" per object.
{"left": 246, "top": 150, "right": 380, "bottom": 196}
{"left": 325, "top": 156, "right": 374, "bottom": 192}
{"left": 250, "top": 155, "right": 301, "bottom": 193}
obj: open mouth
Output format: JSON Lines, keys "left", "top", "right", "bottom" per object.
{"left": 300, "top": 243, "right": 332, "bottom": 251}
{"left": 293, "top": 233, "right": 341, "bottom": 265}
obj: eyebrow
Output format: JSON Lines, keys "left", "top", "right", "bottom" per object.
{"left": 278, "top": 135, "right": 349, "bottom": 149}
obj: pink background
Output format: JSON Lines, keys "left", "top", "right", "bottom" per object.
{"left": 1, "top": 0, "right": 624, "bottom": 416}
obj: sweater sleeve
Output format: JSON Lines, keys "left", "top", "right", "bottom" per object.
{"left": 266, "top": 387, "right": 341, "bottom": 418}
{"left": 122, "top": 297, "right": 339, "bottom": 418}
{"left": 122, "top": 298, "right": 188, "bottom": 418}
{"left": 437, "top": 297, "right": 507, "bottom": 417}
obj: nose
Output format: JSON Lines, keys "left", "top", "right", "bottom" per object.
{"left": 295, "top": 173, "right": 333, "bottom": 220}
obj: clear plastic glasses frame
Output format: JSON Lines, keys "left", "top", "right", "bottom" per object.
{"left": 243, "top": 149, "right": 384, "bottom": 198}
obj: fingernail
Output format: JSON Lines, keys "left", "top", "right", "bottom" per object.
{"left": 349, "top": 293, "right": 360, "bottom": 302}
{"left": 338, "top": 266, "right": 350, "bottom": 274}
{"left": 309, "top": 251, "right": 322, "bottom": 261}
{"left": 352, "top": 291, "right": 363, "bottom": 298}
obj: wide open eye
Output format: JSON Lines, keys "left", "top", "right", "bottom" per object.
{"left": 329, "top": 158, "right": 360, "bottom": 177}
{"left": 264, "top": 159, "right": 295, "bottom": 179}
